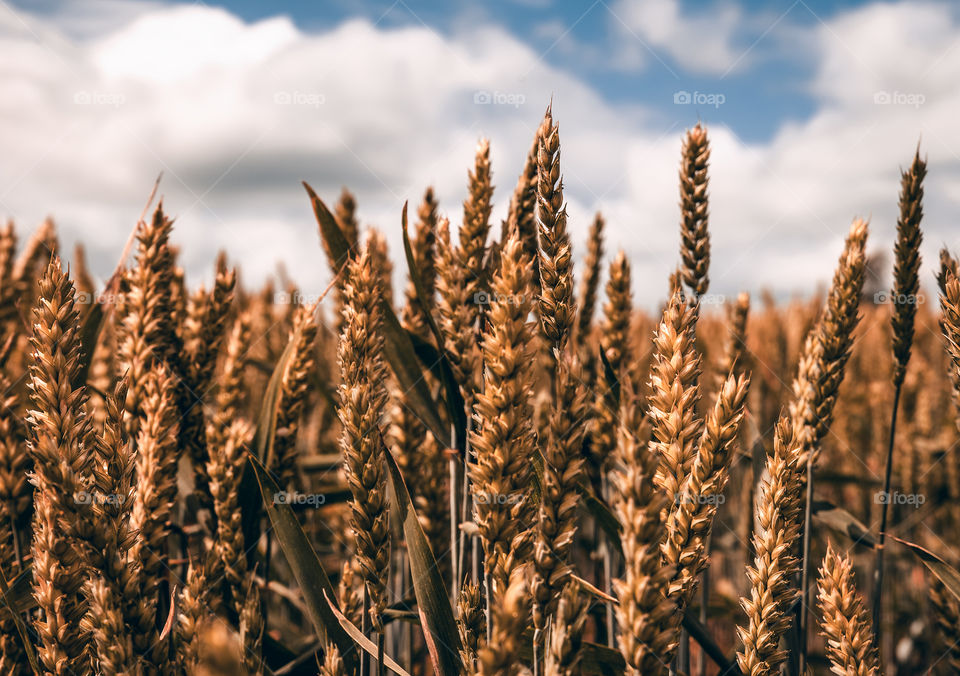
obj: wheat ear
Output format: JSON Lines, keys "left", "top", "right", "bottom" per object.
{"left": 470, "top": 232, "right": 537, "bottom": 597}
{"left": 679, "top": 123, "right": 711, "bottom": 299}
{"left": 613, "top": 383, "right": 674, "bottom": 676}
{"left": 588, "top": 251, "right": 633, "bottom": 489}
{"left": 27, "top": 257, "right": 98, "bottom": 675}
{"left": 338, "top": 247, "right": 391, "bottom": 633}
{"left": 817, "top": 544, "right": 880, "bottom": 676}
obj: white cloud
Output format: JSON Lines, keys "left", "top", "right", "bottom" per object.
{"left": 608, "top": 0, "right": 744, "bottom": 75}
{"left": 0, "top": 0, "right": 959, "bottom": 310}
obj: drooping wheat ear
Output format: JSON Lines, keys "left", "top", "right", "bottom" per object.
{"left": 890, "top": 150, "right": 926, "bottom": 388}
{"left": 14, "top": 219, "right": 56, "bottom": 305}
{"left": 130, "top": 364, "right": 180, "bottom": 611}
{"left": 338, "top": 247, "right": 391, "bottom": 633}
{"left": 458, "top": 581, "right": 486, "bottom": 671}
{"left": 588, "top": 251, "right": 633, "bottom": 489}
{"left": 207, "top": 419, "right": 255, "bottom": 610}
{"left": 239, "top": 575, "right": 264, "bottom": 676}
{"left": 543, "top": 582, "right": 588, "bottom": 676}
{"left": 320, "top": 646, "right": 346, "bottom": 676}
{"left": 801, "top": 220, "right": 868, "bottom": 468}
{"left": 273, "top": 303, "right": 319, "bottom": 488}
{"left": 337, "top": 559, "right": 364, "bottom": 627}
{"left": 470, "top": 232, "right": 537, "bottom": 596}
{"left": 575, "top": 212, "right": 605, "bottom": 351}
{"left": 175, "top": 561, "right": 210, "bottom": 673}
{"left": 182, "top": 253, "right": 236, "bottom": 487}
{"left": 720, "top": 292, "right": 750, "bottom": 379}
{"left": 367, "top": 229, "right": 395, "bottom": 308}
{"left": 658, "top": 374, "right": 749, "bottom": 665}
{"left": 816, "top": 544, "right": 880, "bottom": 676}
{"left": 612, "top": 384, "right": 674, "bottom": 676}
{"left": 475, "top": 570, "right": 530, "bottom": 676}
{"left": 27, "top": 257, "right": 98, "bottom": 676}
{"left": 532, "top": 353, "right": 587, "bottom": 631}
{"left": 117, "top": 203, "right": 181, "bottom": 437}
{"left": 436, "top": 216, "right": 482, "bottom": 402}
{"left": 929, "top": 579, "right": 960, "bottom": 672}
{"left": 401, "top": 186, "right": 439, "bottom": 337}
{"left": 507, "top": 115, "right": 548, "bottom": 295}
{"left": 536, "top": 106, "right": 576, "bottom": 353}
{"left": 736, "top": 419, "right": 805, "bottom": 676}
{"left": 938, "top": 247, "right": 958, "bottom": 296}
{"left": 650, "top": 290, "right": 703, "bottom": 502}
{"left": 679, "top": 123, "right": 711, "bottom": 299}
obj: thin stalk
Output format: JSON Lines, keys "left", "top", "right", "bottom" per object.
{"left": 458, "top": 423, "right": 472, "bottom": 590}
{"left": 361, "top": 586, "right": 369, "bottom": 676}
{"left": 798, "top": 453, "right": 815, "bottom": 675}
{"left": 600, "top": 475, "right": 614, "bottom": 648}
{"left": 484, "top": 568, "right": 492, "bottom": 642}
{"left": 450, "top": 422, "right": 459, "bottom": 601}
{"left": 698, "top": 531, "right": 712, "bottom": 676}
{"left": 678, "top": 629, "right": 690, "bottom": 674}
{"left": 377, "top": 631, "right": 385, "bottom": 676}
{"left": 873, "top": 382, "right": 902, "bottom": 649}
{"left": 533, "top": 628, "right": 541, "bottom": 676}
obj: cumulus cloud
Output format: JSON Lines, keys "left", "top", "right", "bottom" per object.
{"left": 0, "top": 0, "right": 958, "bottom": 309}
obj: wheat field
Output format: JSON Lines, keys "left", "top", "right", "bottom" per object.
{"left": 0, "top": 104, "right": 955, "bottom": 676}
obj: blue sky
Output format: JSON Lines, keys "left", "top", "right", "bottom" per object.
{"left": 0, "top": 0, "right": 955, "bottom": 305}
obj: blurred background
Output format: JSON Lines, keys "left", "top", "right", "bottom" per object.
{"left": 0, "top": 0, "right": 954, "bottom": 306}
